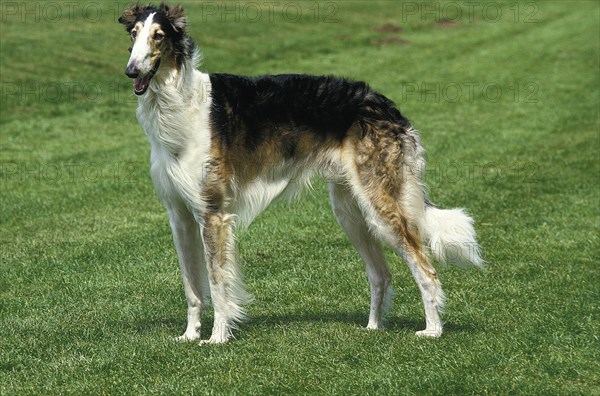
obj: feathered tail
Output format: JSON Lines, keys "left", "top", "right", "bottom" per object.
{"left": 423, "top": 204, "right": 483, "bottom": 267}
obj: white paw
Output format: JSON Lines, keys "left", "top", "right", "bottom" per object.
{"left": 175, "top": 332, "right": 201, "bottom": 342}
{"left": 199, "top": 335, "right": 229, "bottom": 345}
{"left": 415, "top": 329, "right": 442, "bottom": 338}
{"left": 366, "top": 322, "right": 383, "bottom": 330}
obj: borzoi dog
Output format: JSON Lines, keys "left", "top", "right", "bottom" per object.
{"left": 119, "top": 3, "right": 482, "bottom": 344}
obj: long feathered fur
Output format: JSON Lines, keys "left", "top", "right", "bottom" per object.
{"left": 119, "top": 2, "right": 483, "bottom": 344}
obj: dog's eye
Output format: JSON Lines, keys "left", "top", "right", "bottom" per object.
{"left": 131, "top": 30, "right": 137, "bottom": 39}
{"left": 154, "top": 32, "right": 164, "bottom": 41}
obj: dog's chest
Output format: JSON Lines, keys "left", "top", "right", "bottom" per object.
{"left": 138, "top": 98, "right": 213, "bottom": 209}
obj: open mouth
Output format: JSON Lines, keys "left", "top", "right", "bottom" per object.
{"left": 133, "top": 59, "right": 161, "bottom": 96}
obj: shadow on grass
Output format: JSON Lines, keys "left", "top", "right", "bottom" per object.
{"left": 249, "top": 311, "right": 402, "bottom": 328}
{"left": 248, "top": 312, "right": 480, "bottom": 334}
{"left": 134, "top": 310, "right": 480, "bottom": 339}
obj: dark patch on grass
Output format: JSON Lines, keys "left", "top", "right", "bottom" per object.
{"left": 436, "top": 18, "right": 461, "bottom": 28}
{"left": 371, "top": 37, "right": 410, "bottom": 46}
{"left": 374, "top": 23, "right": 403, "bottom": 33}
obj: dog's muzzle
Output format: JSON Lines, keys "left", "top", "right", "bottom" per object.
{"left": 124, "top": 59, "right": 161, "bottom": 96}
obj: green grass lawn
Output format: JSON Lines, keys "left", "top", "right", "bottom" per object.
{"left": 1, "top": 0, "right": 598, "bottom": 394}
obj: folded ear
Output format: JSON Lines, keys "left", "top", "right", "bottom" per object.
{"left": 160, "top": 2, "right": 186, "bottom": 32}
{"left": 118, "top": 3, "right": 148, "bottom": 32}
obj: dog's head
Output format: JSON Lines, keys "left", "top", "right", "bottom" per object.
{"left": 119, "top": 3, "right": 187, "bottom": 95}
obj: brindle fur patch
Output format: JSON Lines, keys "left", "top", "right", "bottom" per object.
{"left": 352, "top": 122, "right": 438, "bottom": 280}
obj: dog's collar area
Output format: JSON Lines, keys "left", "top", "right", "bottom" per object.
{"left": 133, "top": 58, "right": 161, "bottom": 96}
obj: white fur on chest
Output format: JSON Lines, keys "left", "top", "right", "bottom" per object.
{"left": 137, "top": 70, "right": 212, "bottom": 212}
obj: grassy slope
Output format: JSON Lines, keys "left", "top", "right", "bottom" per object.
{"left": 1, "top": 1, "right": 598, "bottom": 394}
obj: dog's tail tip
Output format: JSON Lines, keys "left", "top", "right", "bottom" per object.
{"left": 423, "top": 205, "right": 483, "bottom": 268}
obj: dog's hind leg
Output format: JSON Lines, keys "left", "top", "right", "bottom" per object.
{"left": 168, "top": 204, "right": 210, "bottom": 341}
{"left": 200, "top": 212, "right": 251, "bottom": 344}
{"left": 401, "top": 245, "right": 445, "bottom": 337}
{"left": 344, "top": 128, "right": 445, "bottom": 337}
{"left": 329, "top": 183, "right": 393, "bottom": 330}
{"left": 353, "top": 188, "right": 445, "bottom": 337}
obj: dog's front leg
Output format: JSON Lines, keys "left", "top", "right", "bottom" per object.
{"left": 168, "top": 205, "right": 209, "bottom": 341}
{"left": 200, "top": 212, "right": 250, "bottom": 344}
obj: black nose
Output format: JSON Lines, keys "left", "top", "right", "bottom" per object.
{"left": 125, "top": 64, "right": 139, "bottom": 78}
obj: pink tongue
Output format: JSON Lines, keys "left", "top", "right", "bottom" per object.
{"left": 134, "top": 75, "right": 150, "bottom": 93}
